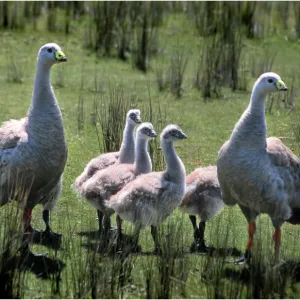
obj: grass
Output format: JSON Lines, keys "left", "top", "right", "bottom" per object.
{"left": 1, "top": 8, "right": 300, "bottom": 298}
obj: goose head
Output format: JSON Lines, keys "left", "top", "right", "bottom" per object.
{"left": 161, "top": 124, "right": 187, "bottom": 142}
{"left": 127, "top": 109, "right": 142, "bottom": 125}
{"left": 37, "top": 43, "right": 67, "bottom": 66}
{"left": 254, "top": 72, "right": 287, "bottom": 96}
{"left": 136, "top": 122, "right": 157, "bottom": 140}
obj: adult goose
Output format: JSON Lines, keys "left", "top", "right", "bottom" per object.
{"left": 0, "top": 43, "right": 68, "bottom": 255}
{"left": 217, "top": 72, "right": 295, "bottom": 264}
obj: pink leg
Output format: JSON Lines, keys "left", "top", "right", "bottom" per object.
{"left": 247, "top": 222, "right": 256, "bottom": 251}
{"left": 232, "top": 221, "right": 256, "bottom": 264}
{"left": 20, "top": 209, "right": 33, "bottom": 253}
{"left": 23, "top": 209, "right": 33, "bottom": 244}
{"left": 273, "top": 228, "right": 281, "bottom": 263}
{"left": 23, "top": 209, "right": 32, "bottom": 233}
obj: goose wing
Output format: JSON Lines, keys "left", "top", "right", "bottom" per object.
{"left": 180, "top": 166, "right": 224, "bottom": 219}
{"left": 267, "top": 137, "right": 300, "bottom": 208}
{"left": 83, "top": 163, "right": 135, "bottom": 200}
{"left": 109, "top": 172, "right": 168, "bottom": 225}
{"left": 73, "top": 151, "right": 119, "bottom": 191}
{"left": 267, "top": 137, "right": 300, "bottom": 168}
{"left": 216, "top": 140, "right": 238, "bottom": 205}
{"left": 0, "top": 118, "right": 29, "bottom": 204}
{"left": 0, "top": 118, "right": 28, "bottom": 150}
{"left": 86, "top": 152, "right": 120, "bottom": 177}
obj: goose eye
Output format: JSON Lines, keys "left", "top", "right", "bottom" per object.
{"left": 268, "top": 79, "right": 273, "bottom": 83}
{"left": 47, "top": 48, "right": 53, "bottom": 53}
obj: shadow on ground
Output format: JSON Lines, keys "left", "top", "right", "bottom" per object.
{"left": 191, "top": 244, "right": 243, "bottom": 258}
{"left": 80, "top": 231, "right": 142, "bottom": 257}
{"left": 29, "top": 229, "right": 63, "bottom": 251}
{"left": 80, "top": 234, "right": 243, "bottom": 259}
{"left": 224, "top": 259, "right": 300, "bottom": 285}
{"left": 76, "top": 226, "right": 118, "bottom": 240}
{"left": 77, "top": 230, "right": 102, "bottom": 240}
{"left": 0, "top": 249, "right": 65, "bottom": 280}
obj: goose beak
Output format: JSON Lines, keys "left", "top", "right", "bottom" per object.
{"left": 179, "top": 132, "right": 187, "bottom": 139}
{"left": 276, "top": 80, "right": 287, "bottom": 91}
{"left": 149, "top": 130, "right": 158, "bottom": 138}
{"left": 55, "top": 50, "right": 67, "bottom": 62}
{"left": 134, "top": 115, "right": 142, "bottom": 124}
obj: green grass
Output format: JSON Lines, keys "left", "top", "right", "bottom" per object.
{"left": 2, "top": 9, "right": 300, "bottom": 298}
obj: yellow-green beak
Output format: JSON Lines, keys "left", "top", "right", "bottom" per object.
{"left": 276, "top": 79, "right": 287, "bottom": 91}
{"left": 55, "top": 50, "right": 67, "bottom": 62}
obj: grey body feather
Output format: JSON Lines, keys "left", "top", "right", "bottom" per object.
{"left": 179, "top": 166, "right": 224, "bottom": 222}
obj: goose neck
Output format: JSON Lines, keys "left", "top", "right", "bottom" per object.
{"left": 162, "top": 140, "right": 185, "bottom": 182}
{"left": 27, "top": 61, "right": 65, "bottom": 148}
{"left": 32, "top": 62, "right": 52, "bottom": 103}
{"left": 230, "top": 85, "right": 267, "bottom": 148}
{"left": 119, "top": 121, "right": 135, "bottom": 163}
{"left": 134, "top": 137, "right": 151, "bottom": 175}
{"left": 249, "top": 86, "right": 266, "bottom": 115}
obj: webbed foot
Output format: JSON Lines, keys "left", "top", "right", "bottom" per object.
{"left": 153, "top": 246, "right": 162, "bottom": 255}
{"left": 30, "top": 227, "right": 62, "bottom": 250}
{"left": 190, "top": 240, "right": 210, "bottom": 254}
{"left": 227, "top": 249, "right": 251, "bottom": 265}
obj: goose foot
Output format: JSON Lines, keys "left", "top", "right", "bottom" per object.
{"left": 119, "top": 236, "right": 142, "bottom": 254}
{"left": 153, "top": 247, "right": 162, "bottom": 255}
{"left": 18, "top": 243, "right": 48, "bottom": 260}
{"left": 116, "top": 242, "right": 141, "bottom": 255}
{"left": 131, "top": 244, "right": 142, "bottom": 253}
{"left": 197, "top": 242, "right": 210, "bottom": 253}
{"left": 99, "top": 229, "right": 112, "bottom": 244}
{"left": 29, "top": 227, "right": 62, "bottom": 249}
{"left": 100, "top": 226, "right": 118, "bottom": 240}
{"left": 115, "top": 233, "right": 126, "bottom": 253}
{"left": 28, "top": 225, "right": 62, "bottom": 239}
{"left": 42, "top": 227, "right": 62, "bottom": 242}
{"left": 190, "top": 240, "right": 210, "bottom": 253}
{"left": 228, "top": 249, "right": 251, "bottom": 265}
{"left": 109, "top": 226, "right": 118, "bottom": 232}
{"left": 27, "top": 226, "right": 43, "bottom": 236}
